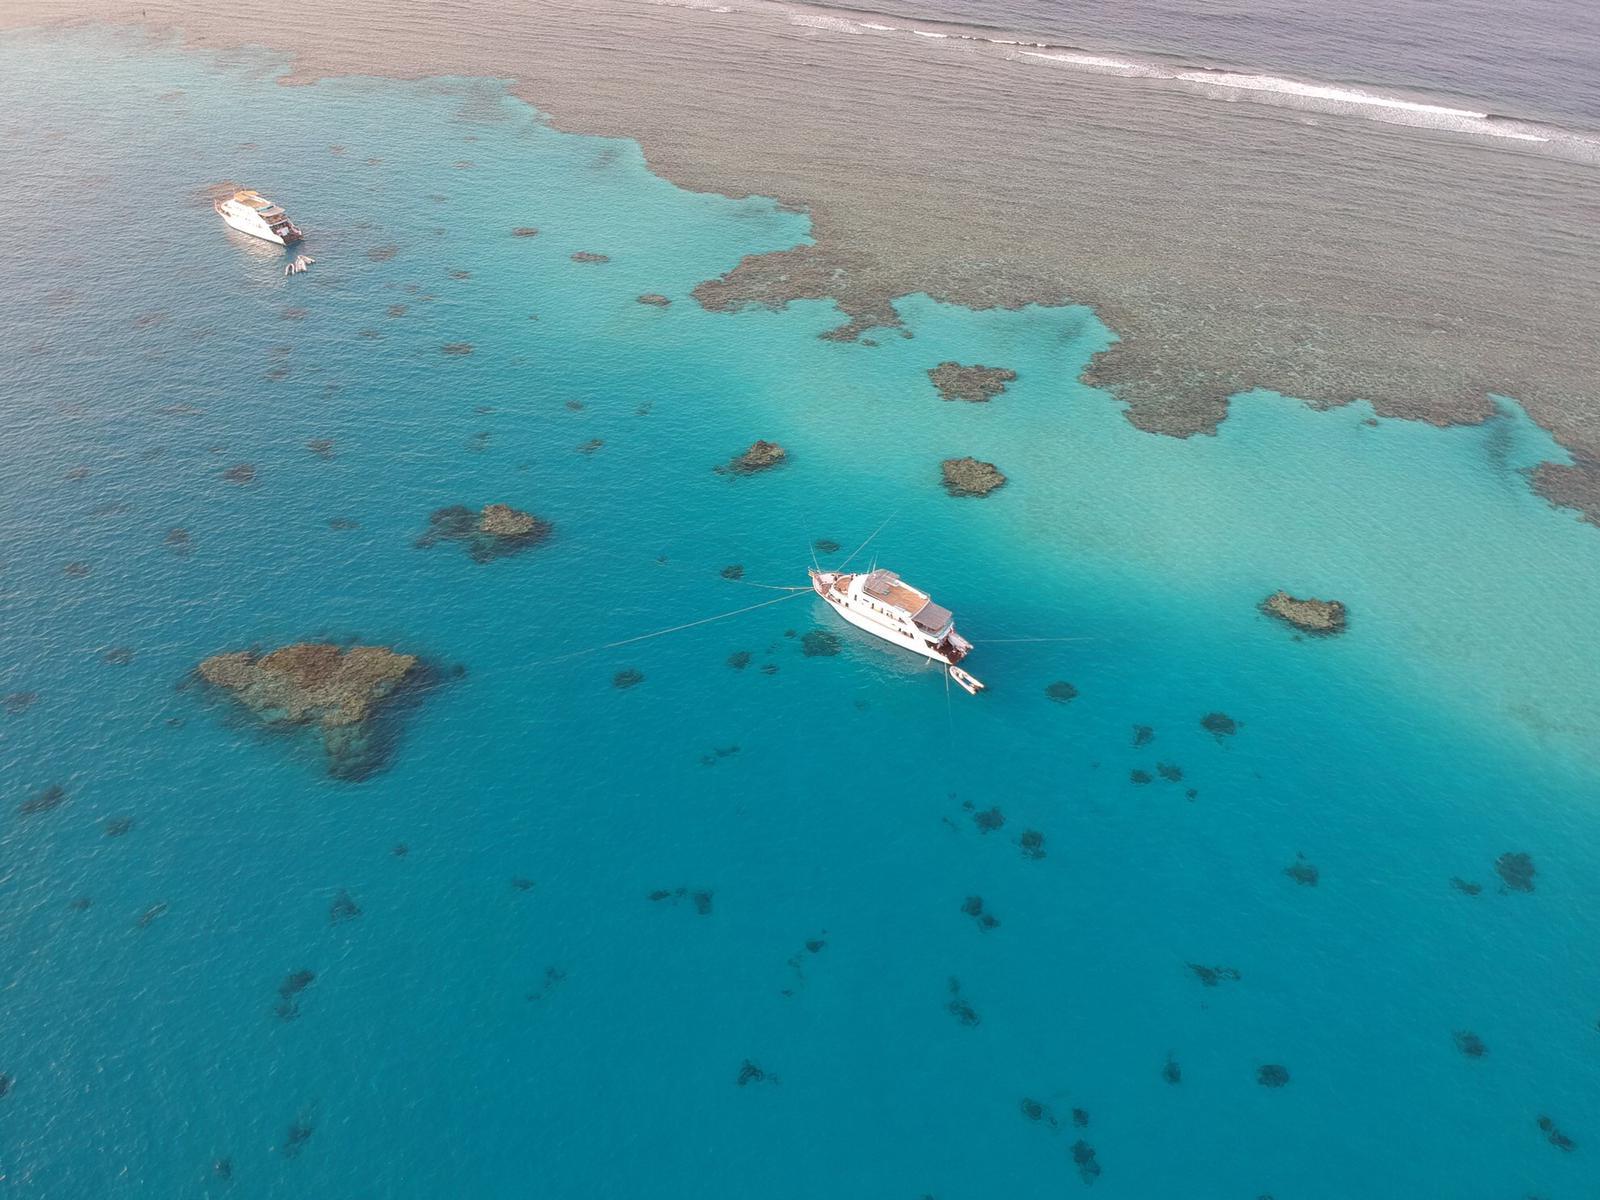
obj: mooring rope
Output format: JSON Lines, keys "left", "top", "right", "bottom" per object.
{"left": 530, "top": 589, "right": 811, "bottom": 667}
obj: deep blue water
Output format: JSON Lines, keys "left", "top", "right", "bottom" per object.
{"left": 3, "top": 26, "right": 1600, "bottom": 1199}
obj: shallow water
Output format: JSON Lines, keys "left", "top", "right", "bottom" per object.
{"left": 2, "top": 28, "right": 1599, "bottom": 1198}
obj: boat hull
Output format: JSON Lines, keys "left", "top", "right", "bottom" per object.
{"left": 812, "top": 570, "right": 966, "bottom": 665}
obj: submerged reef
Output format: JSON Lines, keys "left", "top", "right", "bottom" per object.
{"left": 1071, "top": 1140, "right": 1102, "bottom": 1185}
{"left": 1537, "top": 1115, "right": 1577, "bottom": 1152}
{"left": 945, "top": 977, "right": 981, "bottom": 1027}
{"left": 222, "top": 463, "right": 256, "bottom": 484}
{"left": 813, "top": 539, "right": 840, "bottom": 554}
{"left": 1045, "top": 681, "right": 1078, "bottom": 704}
{"left": 571, "top": 251, "right": 610, "bottom": 263}
{"left": 1257, "top": 1064, "right": 1291, "bottom": 1088}
{"left": 415, "top": 504, "right": 552, "bottom": 562}
{"left": 613, "top": 668, "right": 645, "bottom": 689}
{"left": 198, "top": 643, "right": 422, "bottom": 781}
{"left": 647, "top": 887, "right": 713, "bottom": 915}
{"left": 801, "top": 629, "right": 841, "bottom": 657}
{"left": 940, "top": 456, "right": 1007, "bottom": 497}
{"left": 1284, "top": 854, "right": 1320, "bottom": 887}
{"left": 511, "top": 227, "right": 539, "bottom": 238}
{"left": 1188, "top": 963, "right": 1241, "bottom": 987}
{"left": 961, "top": 895, "right": 1001, "bottom": 931}
{"left": 927, "top": 361, "right": 1018, "bottom": 403}
{"left": 1495, "top": 852, "right": 1536, "bottom": 892}
{"left": 721, "top": 440, "right": 788, "bottom": 475}
{"left": 1453, "top": 1030, "right": 1488, "bottom": 1057}
{"left": 1162, "top": 1055, "right": 1182, "bottom": 1085}
{"left": 1531, "top": 457, "right": 1600, "bottom": 529}
{"left": 18, "top": 784, "right": 67, "bottom": 816}
{"left": 1201, "top": 712, "right": 1238, "bottom": 740}
{"left": 1262, "top": 590, "right": 1348, "bottom": 635}
{"left": 1019, "top": 830, "right": 1046, "bottom": 860}
{"left": 274, "top": 969, "right": 316, "bottom": 1021}
{"left": 637, "top": 293, "right": 671, "bottom": 306}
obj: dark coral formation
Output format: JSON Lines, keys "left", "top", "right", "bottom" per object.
{"left": 274, "top": 969, "right": 315, "bottom": 1021}
{"left": 1495, "top": 852, "right": 1536, "bottom": 892}
{"left": 1071, "top": 1140, "right": 1102, "bottom": 1185}
{"left": 1045, "top": 681, "right": 1078, "bottom": 704}
{"left": 571, "top": 251, "right": 610, "bottom": 263}
{"left": 721, "top": 564, "right": 744, "bottom": 580}
{"left": 19, "top": 784, "right": 67, "bottom": 816}
{"left": 222, "top": 463, "right": 256, "bottom": 484}
{"left": 941, "top": 457, "right": 1007, "bottom": 498}
{"left": 736, "top": 1060, "right": 778, "bottom": 1086}
{"left": 693, "top": 243, "right": 901, "bottom": 342}
{"left": 306, "top": 438, "right": 335, "bottom": 459}
{"left": 1453, "top": 1030, "right": 1488, "bottom": 1057}
{"left": 328, "top": 890, "right": 362, "bottom": 924}
{"left": 972, "top": 806, "right": 1005, "bottom": 834}
{"left": 415, "top": 504, "right": 552, "bottom": 562}
{"left": 367, "top": 244, "right": 399, "bottom": 261}
{"left": 198, "top": 643, "right": 422, "bottom": 780}
{"left": 613, "top": 668, "right": 645, "bottom": 689}
{"left": 577, "top": 438, "right": 605, "bottom": 454}
{"left": 1537, "top": 1115, "right": 1577, "bottom": 1152}
{"left": 1257, "top": 1064, "right": 1290, "bottom": 1088}
{"left": 1201, "top": 712, "right": 1238, "bottom": 740}
{"left": 1156, "top": 762, "right": 1183, "bottom": 782}
{"left": 1262, "top": 590, "right": 1348, "bottom": 635}
{"left": 1450, "top": 877, "right": 1483, "bottom": 896}
{"left": 927, "top": 361, "right": 1018, "bottom": 403}
{"left": 1162, "top": 1054, "right": 1182, "bottom": 1085}
{"left": 1188, "top": 963, "right": 1241, "bottom": 987}
{"left": 813, "top": 539, "right": 840, "bottom": 554}
{"left": 801, "top": 630, "right": 841, "bottom": 657}
{"left": 962, "top": 895, "right": 1000, "bottom": 931}
{"left": 1019, "top": 829, "right": 1046, "bottom": 860}
{"left": 4, "top": 691, "right": 40, "bottom": 716}
{"left": 727, "top": 650, "right": 751, "bottom": 670}
{"left": 946, "top": 977, "right": 981, "bottom": 1027}
{"left": 282, "top": 1114, "right": 314, "bottom": 1157}
{"left": 512, "top": 227, "right": 539, "bottom": 238}
{"left": 647, "top": 887, "right": 713, "bottom": 915}
{"left": 637, "top": 293, "right": 671, "bottom": 306}
{"left": 1130, "top": 769, "right": 1152, "bottom": 785}
{"left": 1531, "top": 456, "right": 1600, "bottom": 529}
{"left": 1284, "top": 855, "right": 1320, "bottom": 886}
{"left": 104, "top": 816, "right": 135, "bottom": 838}
{"left": 1132, "top": 724, "right": 1154, "bottom": 747}
{"left": 137, "top": 902, "right": 168, "bottom": 928}
{"left": 722, "top": 440, "right": 788, "bottom": 475}
{"left": 441, "top": 342, "right": 474, "bottom": 355}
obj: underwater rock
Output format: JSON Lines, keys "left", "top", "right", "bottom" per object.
{"left": 137, "top": 902, "right": 168, "bottom": 928}
{"left": 328, "top": 518, "right": 361, "bottom": 531}
{"left": 449, "top": 269, "right": 472, "bottom": 280}
{"left": 1453, "top": 1030, "right": 1488, "bottom": 1057}
{"left": 946, "top": 977, "right": 981, "bottom": 1027}
{"left": 1019, "top": 829, "right": 1046, "bottom": 860}
{"left": 1020, "top": 1097, "right": 1053, "bottom": 1125}
{"left": 692, "top": 890, "right": 714, "bottom": 915}
{"left": 280, "top": 307, "right": 309, "bottom": 321}
{"left": 721, "top": 564, "right": 745, "bottom": 580}
{"left": 0, "top": 1074, "right": 10, "bottom": 1099}
{"left": 1072, "top": 1108, "right": 1090, "bottom": 1128}
{"left": 1284, "top": 855, "right": 1320, "bottom": 886}
{"left": 927, "top": 361, "right": 1017, "bottom": 402}
{"left": 392, "top": 843, "right": 409, "bottom": 857}
{"left": 212, "top": 1158, "right": 231, "bottom": 1180}
{"left": 510, "top": 877, "right": 537, "bottom": 893}
{"left": 367, "top": 244, "right": 399, "bottom": 261}
{"left": 1071, "top": 1140, "right": 1102, "bottom": 1185}
{"left": 1132, "top": 724, "right": 1154, "bottom": 747}
{"left": 4, "top": 691, "right": 39, "bottom": 715}
{"left": 1045, "top": 681, "right": 1078, "bottom": 704}
{"left": 387, "top": 303, "right": 408, "bottom": 317}
{"left": 164, "top": 527, "right": 192, "bottom": 555}
{"left": 222, "top": 463, "right": 256, "bottom": 484}
{"left": 577, "top": 438, "right": 605, "bottom": 454}
{"left": 1537, "top": 1115, "right": 1577, "bottom": 1152}
{"left": 801, "top": 630, "right": 841, "bottom": 657}
{"left": 1262, "top": 590, "right": 1347, "bottom": 635}
{"left": 698, "top": 745, "right": 741, "bottom": 767}
{"left": 1495, "top": 852, "right": 1536, "bottom": 892}
{"left": 525, "top": 964, "right": 568, "bottom": 1002}
{"left": 103, "top": 647, "right": 134, "bottom": 666}
{"left": 1201, "top": 712, "right": 1238, "bottom": 740}
{"left": 306, "top": 438, "right": 335, "bottom": 459}
{"left": 1188, "top": 963, "right": 1241, "bottom": 987}
{"left": 613, "top": 668, "right": 645, "bottom": 689}
{"left": 637, "top": 293, "right": 671, "bottom": 306}
{"left": 1450, "top": 876, "right": 1483, "bottom": 896}
{"left": 416, "top": 504, "right": 552, "bottom": 562}
{"left": 814, "top": 539, "right": 840, "bottom": 554}
{"left": 565, "top": 399, "right": 585, "bottom": 411}
{"left": 727, "top": 650, "right": 752, "bottom": 670}
{"left": 441, "top": 342, "right": 474, "bottom": 356}
{"left": 328, "top": 890, "right": 361, "bottom": 924}
{"left": 1156, "top": 762, "right": 1183, "bottom": 782}
{"left": 723, "top": 440, "right": 788, "bottom": 475}
{"left": 1130, "top": 769, "right": 1152, "bottom": 785}
{"left": 63, "top": 561, "right": 91, "bottom": 578}
{"left": 736, "top": 1061, "right": 768, "bottom": 1086}
{"left": 282, "top": 1114, "right": 314, "bottom": 1157}
{"left": 1162, "top": 1055, "right": 1182, "bottom": 1085}
{"left": 1257, "top": 1064, "right": 1291, "bottom": 1088}
{"left": 972, "top": 806, "right": 1005, "bottom": 833}
{"left": 512, "top": 227, "right": 539, "bottom": 237}
{"left": 961, "top": 895, "right": 1000, "bottom": 930}
{"left": 103, "top": 816, "right": 134, "bottom": 838}
{"left": 18, "top": 784, "right": 67, "bottom": 815}
{"left": 198, "top": 643, "right": 421, "bottom": 781}
{"left": 941, "top": 457, "right": 1007, "bottom": 498}
{"left": 571, "top": 251, "right": 610, "bottom": 263}
{"left": 68, "top": 897, "right": 93, "bottom": 912}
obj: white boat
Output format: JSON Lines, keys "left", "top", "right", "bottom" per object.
{"left": 213, "top": 188, "right": 303, "bottom": 246}
{"left": 809, "top": 567, "right": 983, "bottom": 689}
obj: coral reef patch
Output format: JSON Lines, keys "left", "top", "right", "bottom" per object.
{"left": 927, "top": 361, "right": 1017, "bottom": 402}
{"left": 941, "top": 457, "right": 1007, "bottom": 497}
{"left": 1262, "top": 590, "right": 1347, "bottom": 635}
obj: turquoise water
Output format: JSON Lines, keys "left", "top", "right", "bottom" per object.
{"left": 3, "top": 26, "right": 1600, "bottom": 1198}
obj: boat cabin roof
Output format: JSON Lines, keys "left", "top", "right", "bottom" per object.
{"left": 862, "top": 569, "right": 953, "bottom": 633}
{"left": 232, "top": 189, "right": 275, "bottom": 209}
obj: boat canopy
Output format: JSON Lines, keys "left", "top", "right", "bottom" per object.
{"left": 912, "top": 601, "right": 953, "bottom": 634}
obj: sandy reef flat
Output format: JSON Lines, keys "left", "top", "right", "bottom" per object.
{"left": 7, "top": 0, "right": 1599, "bottom": 518}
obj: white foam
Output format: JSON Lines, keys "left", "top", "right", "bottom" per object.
{"left": 1176, "top": 70, "right": 1487, "bottom": 120}
{"left": 912, "top": 29, "right": 949, "bottom": 39}
{"left": 790, "top": 13, "right": 863, "bottom": 33}
{"left": 860, "top": 22, "right": 896, "bottom": 31}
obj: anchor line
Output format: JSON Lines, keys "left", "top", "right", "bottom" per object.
{"left": 837, "top": 509, "right": 899, "bottom": 571}
{"left": 530, "top": 589, "right": 811, "bottom": 667}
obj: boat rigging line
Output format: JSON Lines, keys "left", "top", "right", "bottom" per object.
{"left": 530, "top": 589, "right": 811, "bottom": 667}
{"left": 836, "top": 509, "right": 900, "bottom": 571}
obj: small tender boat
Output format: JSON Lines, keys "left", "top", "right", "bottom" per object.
{"left": 284, "top": 254, "right": 316, "bottom": 275}
{"left": 214, "top": 188, "right": 303, "bottom": 245}
{"left": 949, "top": 666, "right": 985, "bottom": 695}
{"left": 809, "top": 566, "right": 985, "bottom": 692}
